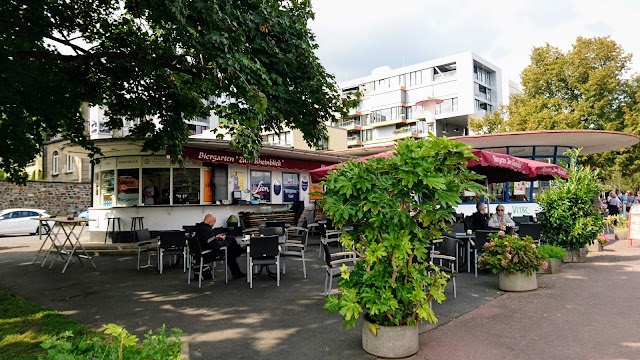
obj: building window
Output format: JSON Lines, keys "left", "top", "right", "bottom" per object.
{"left": 65, "top": 154, "right": 74, "bottom": 172}
{"left": 435, "top": 98, "right": 458, "bottom": 115}
{"left": 52, "top": 151, "right": 59, "bottom": 175}
{"left": 434, "top": 62, "right": 457, "bottom": 81}
{"left": 282, "top": 173, "right": 300, "bottom": 203}
{"left": 250, "top": 170, "right": 272, "bottom": 202}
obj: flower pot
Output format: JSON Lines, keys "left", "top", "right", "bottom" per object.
{"left": 362, "top": 317, "right": 418, "bottom": 358}
{"left": 498, "top": 271, "right": 537, "bottom": 291}
{"left": 562, "top": 247, "right": 589, "bottom": 263}
{"left": 538, "top": 258, "right": 562, "bottom": 274}
{"left": 614, "top": 229, "right": 627, "bottom": 241}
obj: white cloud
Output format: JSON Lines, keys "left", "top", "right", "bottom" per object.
{"left": 309, "top": 0, "right": 640, "bottom": 84}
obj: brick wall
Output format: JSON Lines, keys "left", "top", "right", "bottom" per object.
{"left": 0, "top": 181, "right": 91, "bottom": 216}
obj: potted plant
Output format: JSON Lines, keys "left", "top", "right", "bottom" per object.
{"left": 322, "top": 136, "right": 484, "bottom": 358}
{"left": 593, "top": 233, "right": 610, "bottom": 252}
{"left": 537, "top": 244, "right": 566, "bottom": 274}
{"left": 478, "top": 232, "right": 545, "bottom": 291}
{"left": 608, "top": 215, "right": 629, "bottom": 242}
{"left": 536, "top": 149, "right": 605, "bottom": 262}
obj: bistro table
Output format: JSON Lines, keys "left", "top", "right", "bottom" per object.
{"left": 32, "top": 216, "right": 96, "bottom": 273}
{"left": 444, "top": 232, "right": 475, "bottom": 273}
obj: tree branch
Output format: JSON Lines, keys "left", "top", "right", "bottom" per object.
{"left": 43, "top": 34, "right": 90, "bottom": 55}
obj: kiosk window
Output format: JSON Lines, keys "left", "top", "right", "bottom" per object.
{"left": 173, "top": 168, "right": 200, "bottom": 204}
{"left": 250, "top": 171, "right": 271, "bottom": 202}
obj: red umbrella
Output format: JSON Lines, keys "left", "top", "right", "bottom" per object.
{"left": 309, "top": 150, "right": 394, "bottom": 182}
{"left": 309, "top": 148, "right": 567, "bottom": 183}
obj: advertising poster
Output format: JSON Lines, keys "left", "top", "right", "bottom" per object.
{"left": 309, "top": 182, "right": 323, "bottom": 201}
{"left": 203, "top": 168, "right": 213, "bottom": 202}
{"left": 250, "top": 171, "right": 271, "bottom": 202}
{"left": 283, "top": 173, "right": 299, "bottom": 203}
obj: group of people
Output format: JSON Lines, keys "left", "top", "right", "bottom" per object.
{"left": 468, "top": 202, "right": 516, "bottom": 232}
{"left": 604, "top": 190, "right": 638, "bottom": 217}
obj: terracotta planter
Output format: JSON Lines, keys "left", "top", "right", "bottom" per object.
{"left": 498, "top": 271, "right": 537, "bottom": 291}
{"left": 562, "top": 247, "right": 589, "bottom": 263}
{"left": 362, "top": 317, "right": 418, "bottom": 358}
{"left": 538, "top": 258, "right": 562, "bottom": 274}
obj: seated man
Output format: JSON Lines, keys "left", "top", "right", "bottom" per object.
{"left": 194, "top": 214, "right": 246, "bottom": 279}
{"left": 488, "top": 205, "right": 516, "bottom": 229}
{"left": 471, "top": 202, "right": 491, "bottom": 231}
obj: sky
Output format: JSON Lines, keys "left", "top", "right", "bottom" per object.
{"left": 308, "top": 0, "right": 640, "bottom": 85}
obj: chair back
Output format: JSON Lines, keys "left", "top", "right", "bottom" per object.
{"left": 474, "top": 230, "right": 498, "bottom": 251}
{"left": 259, "top": 227, "right": 279, "bottom": 236}
{"left": 182, "top": 225, "right": 196, "bottom": 236}
{"left": 451, "top": 222, "right": 465, "bottom": 233}
{"left": 439, "top": 236, "right": 459, "bottom": 257}
{"left": 265, "top": 220, "right": 286, "bottom": 229}
{"left": 186, "top": 235, "right": 203, "bottom": 258}
{"left": 250, "top": 235, "right": 279, "bottom": 258}
{"left": 518, "top": 222, "right": 541, "bottom": 240}
{"left": 159, "top": 230, "right": 186, "bottom": 249}
{"left": 322, "top": 241, "right": 334, "bottom": 268}
{"left": 136, "top": 228, "right": 151, "bottom": 242}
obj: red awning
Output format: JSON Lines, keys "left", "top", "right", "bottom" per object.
{"left": 310, "top": 148, "right": 568, "bottom": 183}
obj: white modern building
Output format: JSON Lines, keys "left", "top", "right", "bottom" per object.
{"left": 333, "top": 52, "right": 505, "bottom": 149}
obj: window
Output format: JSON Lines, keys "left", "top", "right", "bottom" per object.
{"left": 435, "top": 98, "right": 459, "bottom": 115}
{"left": 250, "top": 170, "right": 272, "bottom": 202}
{"left": 434, "top": 62, "right": 457, "bottom": 81}
{"left": 65, "top": 154, "right": 74, "bottom": 172}
{"left": 52, "top": 151, "right": 59, "bottom": 175}
{"left": 173, "top": 168, "right": 200, "bottom": 204}
{"left": 282, "top": 173, "right": 300, "bottom": 203}
{"left": 117, "top": 169, "right": 140, "bottom": 206}
{"left": 142, "top": 168, "right": 171, "bottom": 205}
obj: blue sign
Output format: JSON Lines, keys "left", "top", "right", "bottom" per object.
{"left": 273, "top": 180, "right": 282, "bottom": 196}
{"left": 301, "top": 175, "right": 309, "bottom": 191}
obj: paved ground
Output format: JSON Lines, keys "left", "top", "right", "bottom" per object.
{"left": 1, "top": 233, "right": 639, "bottom": 359}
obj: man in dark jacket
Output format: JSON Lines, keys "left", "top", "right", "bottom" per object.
{"left": 194, "top": 214, "right": 245, "bottom": 279}
{"left": 471, "top": 202, "right": 490, "bottom": 231}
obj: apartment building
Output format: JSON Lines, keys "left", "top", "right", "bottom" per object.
{"left": 334, "top": 52, "right": 504, "bottom": 148}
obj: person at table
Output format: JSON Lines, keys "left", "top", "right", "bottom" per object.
{"left": 471, "top": 202, "right": 491, "bottom": 231}
{"left": 194, "top": 214, "right": 246, "bottom": 279}
{"left": 488, "top": 205, "right": 515, "bottom": 229}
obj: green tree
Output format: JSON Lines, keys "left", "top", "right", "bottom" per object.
{"left": 0, "top": 0, "right": 344, "bottom": 183}
{"left": 470, "top": 36, "right": 640, "bottom": 187}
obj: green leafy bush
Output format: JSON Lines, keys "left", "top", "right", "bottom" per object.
{"left": 537, "top": 149, "right": 605, "bottom": 249}
{"left": 478, "top": 233, "right": 544, "bottom": 275}
{"left": 39, "top": 323, "right": 182, "bottom": 360}
{"left": 323, "top": 136, "right": 485, "bottom": 329}
{"left": 537, "top": 244, "right": 566, "bottom": 260}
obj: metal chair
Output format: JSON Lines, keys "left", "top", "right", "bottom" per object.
{"left": 135, "top": 228, "right": 157, "bottom": 270}
{"left": 318, "top": 222, "right": 342, "bottom": 259}
{"left": 158, "top": 230, "right": 187, "bottom": 274}
{"left": 186, "top": 235, "right": 228, "bottom": 287}
{"left": 281, "top": 226, "right": 308, "bottom": 278}
{"left": 473, "top": 230, "right": 499, "bottom": 277}
{"left": 518, "top": 222, "right": 542, "bottom": 243}
{"left": 322, "top": 240, "right": 356, "bottom": 296}
{"left": 430, "top": 236, "right": 458, "bottom": 298}
{"left": 248, "top": 235, "right": 280, "bottom": 288}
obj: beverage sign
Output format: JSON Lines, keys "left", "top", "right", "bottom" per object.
{"left": 628, "top": 205, "right": 640, "bottom": 246}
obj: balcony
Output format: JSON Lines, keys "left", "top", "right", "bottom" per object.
{"left": 339, "top": 119, "right": 363, "bottom": 130}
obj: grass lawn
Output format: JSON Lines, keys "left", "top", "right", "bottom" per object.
{"left": 0, "top": 289, "right": 95, "bottom": 359}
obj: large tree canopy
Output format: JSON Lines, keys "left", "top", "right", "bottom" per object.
{"left": 0, "top": 0, "right": 343, "bottom": 183}
{"left": 469, "top": 36, "right": 640, "bottom": 187}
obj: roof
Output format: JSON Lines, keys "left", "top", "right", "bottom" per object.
{"left": 450, "top": 130, "right": 640, "bottom": 155}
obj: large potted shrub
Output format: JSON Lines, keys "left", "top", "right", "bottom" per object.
{"left": 478, "top": 232, "right": 544, "bottom": 291}
{"left": 536, "top": 149, "right": 605, "bottom": 262}
{"left": 537, "top": 244, "right": 566, "bottom": 274}
{"left": 322, "top": 136, "right": 484, "bottom": 358}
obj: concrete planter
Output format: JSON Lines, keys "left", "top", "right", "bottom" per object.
{"left": 562, "top": 247, "right": 589, "bottom": 263}
{"left": 498, "top": 271, "right": 537, "bottom": 291}
{"left": 538, "top": 258, "right": 562, "bottom": 274}
{"left": 614, "top": 229, "right": 628, "bottom": 241}
{"left": 362, "top": 317, "right": 418, "bottom": 358}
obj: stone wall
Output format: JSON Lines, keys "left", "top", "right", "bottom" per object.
{"left": 0, "top": 181, "right": 91, "bottom": 216}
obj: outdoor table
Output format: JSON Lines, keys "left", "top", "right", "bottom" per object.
{"left": 33, "top": 216, "right": 96, "bottom": 273}
{"left": 445, "top": 232, "right": 475, "bottom": 273}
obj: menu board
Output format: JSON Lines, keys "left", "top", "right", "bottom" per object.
{"left": 628, "top": 205, "right": 640, "bottom": 245}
